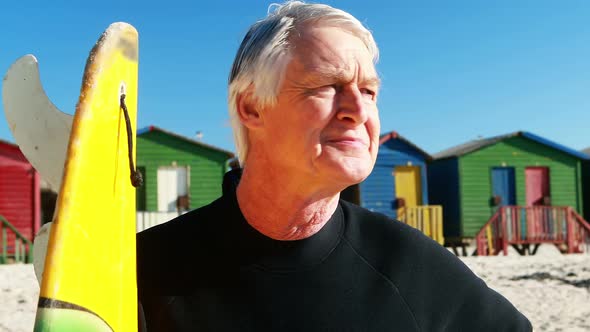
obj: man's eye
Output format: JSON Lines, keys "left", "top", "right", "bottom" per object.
{"left": 360, "top": 88, "right": 376, "bottom": 98}
{"left": 312, "top": 85, "right": 338, "bottom": 94}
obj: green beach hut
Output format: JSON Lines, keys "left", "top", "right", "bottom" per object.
{"left": 135, "top": 126, "right": 234, "bottom": 228}
{"left": 582, "top": 147, "right": 590, "bottom": 221}
{"left": 428, "top": 131, "right": 589, "bottom": 254}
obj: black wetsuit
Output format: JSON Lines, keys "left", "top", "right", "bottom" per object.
{"left": 137, "top": 171, "right": 532, "bottom": 331}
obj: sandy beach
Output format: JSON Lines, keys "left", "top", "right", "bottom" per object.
{"left": 461, "top": 245, "right": 590, "bottom": 332}
{"left": 0, "top": 264, "right": 38, "bottom": 332}
{"left": 0, "top": 244, "right": 588, "bottom": 332}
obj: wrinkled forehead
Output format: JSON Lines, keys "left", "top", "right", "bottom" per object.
{"left": 288, "top": 26, "right": 378, "bottom": 80}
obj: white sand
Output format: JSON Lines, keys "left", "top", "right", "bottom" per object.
{"left": 0, "top": 245, "right": 588, "bottom": 331}
{"left": 460, "top": 245, "right": 590, "bottom": 332}
{"left": 0, "top": 264, "right": 38, "bottom": 332}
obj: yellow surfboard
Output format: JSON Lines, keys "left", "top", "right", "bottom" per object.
{"left": 31, "top": 23, "right": 140, "bottom": 332}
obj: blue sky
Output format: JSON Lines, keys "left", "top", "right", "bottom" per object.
{"left": 1, "top": 0, "right": 589, "bottom": 155}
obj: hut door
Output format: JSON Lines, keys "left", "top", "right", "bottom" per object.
{"left": 525, "top": 167, "right": 550, "bottom": 206}
{"left": 491, "top": 167, "right": 516, "bottom": 207}
{"left": 394, "top": 166, "right": 422, "bottom": 218}
{"left": 157, "top": 166, "right": 188, "bottom": 212}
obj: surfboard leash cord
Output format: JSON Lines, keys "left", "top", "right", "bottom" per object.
{"left": 120, "top": 93, "right": 143, "bottom": 188}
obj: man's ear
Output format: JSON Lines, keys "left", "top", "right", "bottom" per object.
{"left": 236, "top": 92, "right": 264, "bottom": 130}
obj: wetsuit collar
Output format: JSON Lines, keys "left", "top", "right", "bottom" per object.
{"left": 221, "top": 169, "right": 344, "bottom": 272}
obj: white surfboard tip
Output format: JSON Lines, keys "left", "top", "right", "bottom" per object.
{"left": 7, "top": 54, "right": 38, "bottom": 71}
{"left": 3, "top": 55, "right": 37, "bottom": 87}
{"left": 2, "top": 52, "right": 73, "bottom": 190}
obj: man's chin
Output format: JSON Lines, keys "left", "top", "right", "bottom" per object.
{"left": 326, "top": 163, "right": 372, "bottom": 185}
{"left": 314, "top": 153, "right": 374, "bottom": 183}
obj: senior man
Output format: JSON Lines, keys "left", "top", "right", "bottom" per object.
{"left": 137, "top": 1, "right": 532, "bottom": 331}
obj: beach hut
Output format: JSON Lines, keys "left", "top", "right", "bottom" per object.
{"left": 582, "top": 147, "right": 590, "bottom": 221}
{"left": 0, "top": 140, "right": 39, "bottom": 262}
{"left": 342, "top": 131, "right": 443, "bottom": 244}
{"left": 428, "top": 131, "right": 590, "bottom": 255}
{"left": 135, "top": 126, "right": 234, "bottom": 230}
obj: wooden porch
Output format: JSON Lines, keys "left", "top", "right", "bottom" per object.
{"left": 0, "top": 215, "right": 33, "bottom": 264}
{"left": 475, "top": 206, "right": 590, "bottom": 256}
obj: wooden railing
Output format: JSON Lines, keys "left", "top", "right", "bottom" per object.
{"left": 475, "top": 206, "right": 590, "bottom": 256}
{"left": 398, "top": 205, "right": 444, "bottom": 245}
{"left": 0, "top": 215, "right": 34, "bottom": 264}
{"left": 569, "top": 209, "right": 590, "bottom": 254}
{"left": 475, "top": 209, "right": 504, "bottom": 256}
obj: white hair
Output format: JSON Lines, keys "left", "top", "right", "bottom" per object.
{"left": 228, "top": 1, "right": 379, "bottom": 165}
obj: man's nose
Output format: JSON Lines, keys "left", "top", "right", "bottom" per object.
{"left": 336, "top": 85, "right": 369, "bottom": 125}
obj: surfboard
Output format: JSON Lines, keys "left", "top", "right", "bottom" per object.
{"left": 3, "top": 56, "right": 73, "bottom": 285}
{"left": 5, "top": 22, "right": 140, "bottom": 332}
{"left": 2, "top": 55, "right": 73, "bottom": 192}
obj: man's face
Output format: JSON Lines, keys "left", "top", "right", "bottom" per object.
{"left": 254, "top": 26, "right": 380, "bottom": 190}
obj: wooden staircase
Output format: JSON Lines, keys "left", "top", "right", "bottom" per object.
{"left": 475, "top": 206, "right": 590, "bottom": 256}
{"left": 0, "top": 215, "right": 34, "bottom": 264}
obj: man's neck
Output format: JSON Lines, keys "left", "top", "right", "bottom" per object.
{"left": 236, "top": 165, "right": 340, "bottom": 241}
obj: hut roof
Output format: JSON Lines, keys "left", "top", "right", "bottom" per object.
{"left": 432, "top": 131, "right": 590, "bottom": 161}
{"left": 0, "top": 139, "right": 27, "bottom": 162}
{"left": 0, "top": 139, "right": 16, "bottom": 147}
{"left": 137, "top": 125, "right": 235, "bottom": 158}
{"left": 379, "top": 131, "right": 432, "bottom": 160}
{"left": 582, "top": 147, "right": 590, "bottom": 156}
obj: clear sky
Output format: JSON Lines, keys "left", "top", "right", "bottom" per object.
{"left": 1, "top": 0, "right": 589, "bottom": 155}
